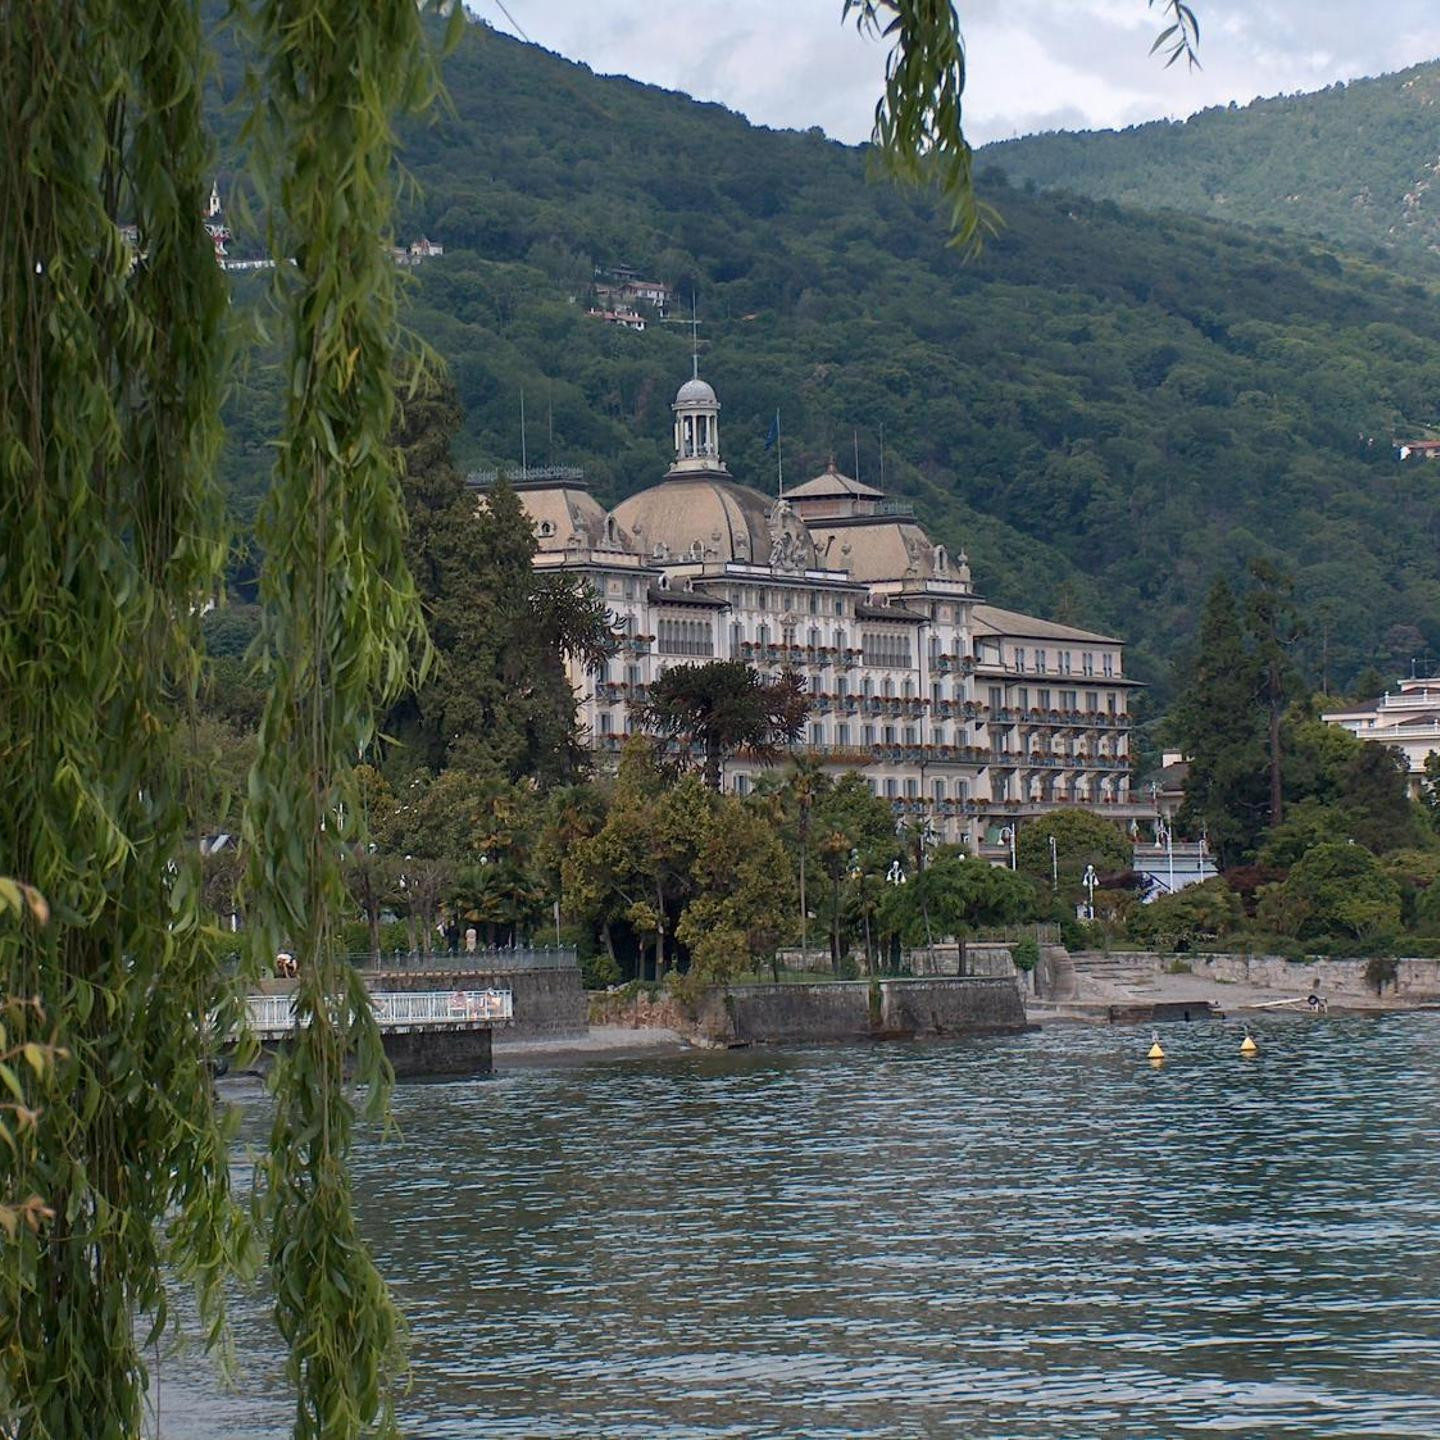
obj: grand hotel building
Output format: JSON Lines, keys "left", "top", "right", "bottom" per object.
{"left": 507, "top": 372, "right": 1143, "bottom": 856}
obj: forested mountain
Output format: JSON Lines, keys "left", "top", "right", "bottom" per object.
{"left": 214, "top": 19, "right": 1440, "bottom": 703}
{"left": 984, "top": 61, "right": 1440, "bottom": 274}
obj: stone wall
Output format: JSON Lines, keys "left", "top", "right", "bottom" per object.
{"left": 1071, "top": 950, "right": 1440, "bottom": 1001}
{"left": 382, "top": 1026, "right": 492, "bottom": 1078}
{"left": 365, "top": 965, "right": 588, "bottom": 1039}
{"left": 693, "top": 976, "right": 1029, "bottom": 1046}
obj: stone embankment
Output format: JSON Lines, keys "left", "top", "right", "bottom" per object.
{"left": 592, "top": 976, "right": 1030, "bottom": 1047}
{"left": 1044, "top": 949, "right": 1440, "bottom": 1021}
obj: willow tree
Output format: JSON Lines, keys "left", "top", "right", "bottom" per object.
{"left": 1, "top": 2, "right": 1199, "bottom": 1437}
{"left": 1, "top": 0, "right": 450, "bottom": 1435}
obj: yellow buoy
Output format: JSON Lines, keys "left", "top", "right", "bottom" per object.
{"left": 1147, "top": 1032, "right": 1166, "bottom": 1062}
{"left": 1240, "top": 1032, "right": 1258, "bottom": 1057}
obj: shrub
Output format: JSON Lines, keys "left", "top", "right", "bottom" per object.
{"left": 1012, "top": 937, "right": 1040, "bottom": 973}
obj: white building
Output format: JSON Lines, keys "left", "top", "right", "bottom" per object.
{"left": 500, "top": 371, "right": 1144, "bottom": 855}
{"left": 1323, "top": 678, "right": 1440, "bottom": 796}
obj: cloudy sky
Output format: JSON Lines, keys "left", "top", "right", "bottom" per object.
{"left": 475, "top": 0, "right": 1440, "bottom": 145}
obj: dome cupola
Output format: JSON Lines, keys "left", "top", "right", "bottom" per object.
{"left": 670, "top": 367, "right": 724, "bottom": 475}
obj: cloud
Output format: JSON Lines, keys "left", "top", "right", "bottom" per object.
{"left": 474, "top": 0, "right": 1440, "bottom": 144}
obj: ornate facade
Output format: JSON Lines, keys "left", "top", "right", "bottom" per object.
{"left": 505, "top": 373, "right": 1143, "bottom": 855}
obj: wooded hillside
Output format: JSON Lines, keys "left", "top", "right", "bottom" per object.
{"left": 214, "top": 20, "right": 1440, "bottom": 703}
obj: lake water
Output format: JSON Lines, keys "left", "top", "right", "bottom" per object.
{"left": 159, "top": 1014, "right": 1440, "bottom": 1437}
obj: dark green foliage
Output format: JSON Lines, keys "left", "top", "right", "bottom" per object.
{"left": 900, "top": 850, "right": 1037, "bottom": 938}
{"left": 1170, "top": 577, "right": 1268, "bottom": 862}
{"left": 1, "top": 3, "right": 245, "bottom": 1431}
{"left": 1256, "top": 841, "right": 1402, "bottom": 941}
{"left": 1129, "top": 877, "right": 1242, "bottom": 948}
{"left": 640, "top": 660, "right": 809, "bottom": 790}
{"left": 211, "top": 19, "right": 1440, "bottom": 703}
{"left": 985, "top": 62, "right": 1440, "bottom": 277}
{"left": 389, "top": 385, "right": 614, "bottom": 781}
{"left": 1015, "top": 808, "right": 1130, "bottom": 900}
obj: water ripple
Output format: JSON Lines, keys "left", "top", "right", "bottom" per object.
{"left": 159, "top": 1014, "right": 1440, "bottom": 1437}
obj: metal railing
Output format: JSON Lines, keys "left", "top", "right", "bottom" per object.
{"left": 245, "top": 988, "right": 513, "bottom": 1038}
{"left": 350, "top": 945, "right": 578, "bottom": 974}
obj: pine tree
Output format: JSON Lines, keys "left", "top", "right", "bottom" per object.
{"left": 1169, "top": 576, "right": 1268, "bottom": 864}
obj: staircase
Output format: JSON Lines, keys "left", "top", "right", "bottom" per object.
{"left": 1067, "top": 951, "right": 1159, "bottom": 992}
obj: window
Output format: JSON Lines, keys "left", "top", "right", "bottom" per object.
{"left": 988, "top": 685, "right": 1003, "bottom": 711}
{"left": 933, "top": 779, "right": 946, "bottom": 800}
{"left": 837, "top": 723, "right": 850, "bottom": 746}
{"left": 884, "top": 778, "right": 898, "bottom": 799}
{"left": 626, "top": 665, "right": 640, "bottom": 687}
{"left": 1061, "top": 651, "right": 1072, "bottom": 675}
{"left": 1015, "top": 647, "right": 1026, "bottom": 672}
{"left": 1103, "top": 653, "right": 1114, "bottom": 676}
{"left": 1038, "top": 689, "right": 1052, "bottom": 711}
{"left": 836, "top": 677, "right": 848, "bottom": 698}
{"left": 1108, "top": 693, "right": 1118, "bottom": 715}
{"left": 809, "top": 626, "right": 821, "bottom": 649}
{"left": 809, "top": 594, "right": 819, "bottom": 614}
{"left": 1083, "top": 651, "right": 1094, "bottom": 676}
{"left": 863, "top": 724, "right": 875, "bottom": 745}
{"left": 731, "top": 621, "right": 743, "bottom": 654}
{"left": 783, "top": 626, "right": 796, "bottom": 649}
{"left": 734, "top": 775, "right": 749, "bottom": 796}
{"left": 599, "top": 712, "right": 612, "bottom": 735}
{"left": 1036, "top": 649, "right": 1047, "bottom": 674}
{"left": 904, "top": 727, "right": 917, "bottom": 745}
{"left": 1086, "top": 691, "right": 1099, "bottom": 712}
{"left": 834, "top": 598, "right": 846, "bottom": 616}
{"left": 905, "top": 778, "right": 919, "bottom": 799}
{"left": 1061, "top": 690, "right": 1076, "bottom": 710}
{"left": 836, "top": 628, "right": 848, "bottom": 653}
{"left": 932, "top": 683, "right": 942, "bottom": 704}
{"left": 810, "top": 722, "right": 825, "bottom": 745}
{"left": 933, "top": 725, "right": 945, "bottom": 746}
{"left": 1017, "top": 687, "right": 1029, "bottom": 709}
{"left": 883, "top": 725, "right": 896, "bottom": 744}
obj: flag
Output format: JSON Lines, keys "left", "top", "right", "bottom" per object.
{"left": 764, "top": 410, "right": 780, "bottom": 450}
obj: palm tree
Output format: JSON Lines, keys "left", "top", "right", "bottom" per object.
{"left": 638, "top": 660, "right": 809, "bottom": 791}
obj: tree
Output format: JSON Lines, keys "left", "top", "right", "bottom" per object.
{"left": 676, "top": 797, "right": 792, "bottom": 984}
{"left": 1169, "top": 576, "right": 1268, "bottom": 863}
{"left": 1245, "top": 558, "right": 1303, "bottom": 828}
{"left": 390, "top": 398, "right": 615, "bottom": 781}
{"left": 638, "top": 660, "right": 809, "bottom": 790}
{"left": 1129, "top": 877, "right": 1242, "bottom": 948}
{"left": 1015, "top": 809, "right": 1130, "bottom": 903}
{"left": 911, "top": 851, "right": 1036, "bottom": 937}
{"left": 1255, "top": 842, "right": 1401, "bottom": 941}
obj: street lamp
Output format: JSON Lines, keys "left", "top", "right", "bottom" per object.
{"left": 1048, "top": 833, "right": 1058, "bottom": 893}
{"left": 998, "top": 825, "right": 1017, "bottom": 870}
{"left": 1082, "top": 863, "right": 1098, "bottom": 921}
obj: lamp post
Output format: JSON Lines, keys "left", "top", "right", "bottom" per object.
{"left": 1083, "top": 863, "right": 1098, "bottom": 921}
{"left": 1048, "top": 833, "right": 1058, "bottom": 894}
{"left": 850, "top": 848, "right": 873, "bottom": 972}
{"left": 998, "top": 825, "right": 1017, "bottom": 870}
